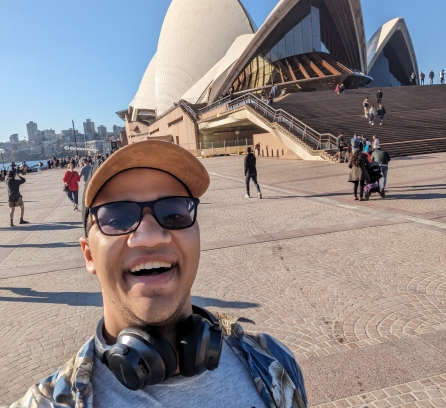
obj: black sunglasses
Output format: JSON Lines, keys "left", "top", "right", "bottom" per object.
{"left": 89, "top": 196, "right": 200, "bottom": 236}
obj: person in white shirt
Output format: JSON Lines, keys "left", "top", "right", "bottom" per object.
{"left": 369, "top": 105, "right": 377, "bottom": 125}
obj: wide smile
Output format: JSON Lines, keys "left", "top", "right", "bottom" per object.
{"left": 124, "top": 260, "right": 179, "bottom": 288}
{"left": 129, "top": 261, "right": 175, "bottom": 277}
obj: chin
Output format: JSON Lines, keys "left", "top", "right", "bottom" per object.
{"left": 130, "top": 293, "right": 190, "bottom": 327}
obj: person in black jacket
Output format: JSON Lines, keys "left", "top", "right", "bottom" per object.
{"left": 244, "top": 147, "right": 262, "bottom": 199}
{"left": 376, "top": 89, "right": 383, "bottom": 104}
{"left": 377, "top": 104, "right": 387, "bottom": 126}
{"left": 6, "top": 170, "right": 29, "bottom": 227}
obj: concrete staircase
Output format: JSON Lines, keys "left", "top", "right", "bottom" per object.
{"left": 273, "top": 85, "right": 446, "bottom": 158}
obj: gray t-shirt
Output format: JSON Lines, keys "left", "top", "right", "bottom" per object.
{"left": 79, "top": 164, "right": 92, "bottom": 182}
{"left": 92, "top": 340, "right": 266, "bottom": 408}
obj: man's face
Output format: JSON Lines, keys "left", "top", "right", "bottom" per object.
{"left": 80, "top": 169, "right": 200, "bottom": 335}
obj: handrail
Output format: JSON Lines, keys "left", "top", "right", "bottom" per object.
{"left": 198, "top": 96, "right": 231, "bottom": 115}
{"left": 153, "top": 99, "right": 198, "bottom": 124}
{"left": 199, "top": 93, "right": 338, "bottom": 151}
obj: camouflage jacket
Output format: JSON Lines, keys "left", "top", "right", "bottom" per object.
{"left": 10, "top": 322, "right": 308, "bottom": 408}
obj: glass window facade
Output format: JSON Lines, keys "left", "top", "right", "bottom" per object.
{"left": 229, "top": 0, "right": 367, "bottom": 94}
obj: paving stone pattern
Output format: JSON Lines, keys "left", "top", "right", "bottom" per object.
{"left": 1, "top": 156, "right": 446, "bottom": 407}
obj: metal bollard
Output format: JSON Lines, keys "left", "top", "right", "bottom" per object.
{"left": 262, "top": 149, "right": 264, "bottom": 157}
{"left": 282, "top": 149, "right": 284, "bottom": 156}
{"left": 266, "top": 149, "right": 269, "bottom": 157}
{"left": 272, "top": 150, "right": 274, "bottom": 157}
{"left": 277, "top": 149, "right": 279, "bottom": 157}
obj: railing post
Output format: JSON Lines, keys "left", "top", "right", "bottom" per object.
{"left": 224, "top": 140, "right": 226, "bottom": 155}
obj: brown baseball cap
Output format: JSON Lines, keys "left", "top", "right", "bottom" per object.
{"left": 84, "top": 140, "right": 210, "bottom": 209}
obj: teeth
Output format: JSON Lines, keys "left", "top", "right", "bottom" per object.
{"left": 130, "top": 262, "right": 172, "bottom": 273}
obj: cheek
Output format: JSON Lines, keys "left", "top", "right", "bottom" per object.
{"left": 89, "top": 233, "right": 124, "bottom": 278}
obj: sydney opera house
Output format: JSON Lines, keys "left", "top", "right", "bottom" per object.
{"left": 121, "top": 0, "right": 418, "bottom": 152}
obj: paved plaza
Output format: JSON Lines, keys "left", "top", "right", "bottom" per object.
{"left": 1, "top": 154, "right": 446, "bottom": 407}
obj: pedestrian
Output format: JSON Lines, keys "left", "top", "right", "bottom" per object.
{"left": 38, "top": 161, "right": 43, "bottom": 173}
{"left": 267, "top": 93, "right": 274, "bottom": 106}
{"left": 6, "top": 170, "right": 28, "bottom": 227}
{"left": 429, "top": 70, "right": 435, "bottom": 85}
{"left": 420, "top": 71, "right": 425, "bottom": 85}
{"left": 372, "top": 145, "right": 391, "bottom": 192}
{"left": 335, "top": 132, "right": 345, "bottom": 162}
{"left": 63, "top": 163, "right": 81, "bottom": 211}
{"left": 79, "top": 159, "right": 92, "bottom": 185}
{"left": 363, "top": 144, "right": 373, "bottom": 163}
{"left": 12, "top": 140, "right": 308, "bottom": 407}
{"left": 351, "top": 134, "right": 360, "bottom": 153}
{"left": 369, "top": 105, "right": 376, "bottom": 125}
{"left": 348, "top": 150, "right": 370, "bottom": 201}
{"left": 244, "top": 146, "right": 262, "bottom": 199}
{"left": 254, "top": 142, "right": 261, "bottom": 157}
{"left": 335, "top": 84, "right": 341, "bottom": 94}
{"left": 363, "top": 97, "right": 370, "bottom": 118}
{"left": 339, "top": 83, "right": 345, "bottom": 94}
{"left": 410, "top": 72, "right": 417, "bottom": 85}
{"left": 377, "top": 104, "right": 386, "bottom": 125}
{"left": 271, "top": 84, "right": 278, "bottom": 98}
{"left": 376, "top": 89, "right": 383, "bottom": 104}
{"left": 372, "top": 135, "right": 380, "bottom": 150}
{"left": 440, "top": 70, "right": 445, "bottom": 84}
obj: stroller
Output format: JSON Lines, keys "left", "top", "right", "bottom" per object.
{"left": 364, "top": 162, "right": 385, "bottom": 200}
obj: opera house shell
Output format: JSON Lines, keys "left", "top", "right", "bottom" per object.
{"left": 128, "top": 0, "right": 418, "bottom": 121}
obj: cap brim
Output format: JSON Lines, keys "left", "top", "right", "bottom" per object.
{"left": 84, "top": 140, "right": 210, "bottom": 207}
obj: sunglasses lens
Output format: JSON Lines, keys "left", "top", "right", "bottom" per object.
{"left": 97, "top": 202, "right": 141, "bottom": 235}
{"left": 154, "top": 198, "right": 196, "bottom": 229}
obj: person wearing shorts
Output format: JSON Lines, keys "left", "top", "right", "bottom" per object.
{"left": 7, "top": 170, "right": 29, "bottom": 227}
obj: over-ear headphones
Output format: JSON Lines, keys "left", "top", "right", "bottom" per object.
{"left": 94, "top": 305, "right": 223, "bottom": 390}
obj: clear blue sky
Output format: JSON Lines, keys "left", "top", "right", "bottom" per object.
{"left": 1, "top": 0, "right": 444, "bottom": 143}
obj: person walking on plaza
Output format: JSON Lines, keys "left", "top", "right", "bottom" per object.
{"left": 410, "top": 72, "right": 417, "bottom": 85}
{"left": 7, "top": 170, "right": 28, "bottom": 227}
{"left": 79, "top": 159, "right": 92, "bottom": 185}
{"left": 429, "top": 70, "right": 435, "bottom": 85}
{"left": 363, "top": 97, "right": 370, "bottom": 118}
{"left": 351, "top": 134, "right": 360, "bottom": 153}
{"left": 377, "top": 104, "right": 386, "bottom": 125}
{"left": 372, "top": 135, "right": 380, "bottom": 150}
{"left": 440, "top": 70, "right": 445, "bottom": 84}
{"left": 420, "top": 71, "right": 425, "bottom": 85}
{"left": 12, "top": 140, "right": 307, "bottom": 408}
{"left": 372, "top": 145, "right": 391, "bottom": 192}
{"left": 63, "top": 163, "right": 81, "bottom": 211}
{"left": 369, "top": 105, "right": 377, "bottom": 125}
{"left": 336, "top": 132, "right": 345, "bottom": 162}
{"left": 244, "top": 147, "right": 262, "bottom": 199}
{"left": 349, "top": 150, "right": 370, "bottom": 201}
{"left": 376, "top": 89, "right": 383, "bottom": 104}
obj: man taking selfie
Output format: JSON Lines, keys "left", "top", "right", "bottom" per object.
{"left": 12, "top": 141, "right": 307, "bottom": 408}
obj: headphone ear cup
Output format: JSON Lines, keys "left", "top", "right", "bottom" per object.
{"left": 178, "top": 314, "right": 204, "bottom": 377}
{"left": 120, "top": 327, "right": 178, "bottom": 380}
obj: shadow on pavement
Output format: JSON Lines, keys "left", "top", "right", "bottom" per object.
{"left": 390, "top": 184, "right": 446, "bottom": 191}
{"left": 192, "top": 296, "right": 260, "bottom": 309}
{"left": 0, "top": 287, "right": 102, "bottom": 307}
{"left": 383, "top": 192, "right": 446, "bottom": 201}
{"left": 0, "top": 222, "right": 82, "bottom": 232}
{"left": 0, "top": 242, "right": 79, "bottom": 249}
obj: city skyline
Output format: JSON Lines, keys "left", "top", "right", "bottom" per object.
{"left": 1, "top": 0, "right": 445, "bottom": 143}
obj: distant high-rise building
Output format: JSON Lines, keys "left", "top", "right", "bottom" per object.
{"left": 42, "top": 129, "right": 56, "bottom": 139}
{"left": 97, "top": 125, "right": 107, "bottom": 138}
{"left": 113, "top": 125, "right": 125, "bottom": 134}
{"left": 26, "top": 121, "right": 39, "bottom": 142}
{"left": 9, "top": 134, "right": 19, "bottom": 143}
{"left": 83, "top": 119, "right": 96, "bottom": 140}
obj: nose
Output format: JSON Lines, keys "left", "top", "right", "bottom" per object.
{"left": 127, "top": 210, "right": 172, "bottom": 248}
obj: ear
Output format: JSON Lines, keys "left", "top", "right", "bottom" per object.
{"left": 79, "top": 236, "right": 97, "bottom": 275}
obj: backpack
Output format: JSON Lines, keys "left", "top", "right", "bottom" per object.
{"left": 353, "top": 139, "right": 359, "bottom": 149}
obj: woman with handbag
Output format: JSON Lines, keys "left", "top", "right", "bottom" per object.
{"left": 63, "top": 163, "right": 81, "bottom": 210}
